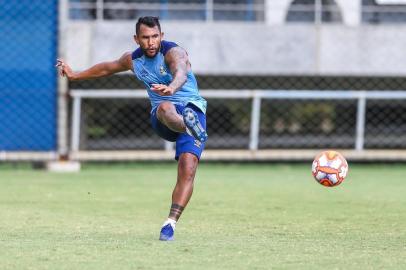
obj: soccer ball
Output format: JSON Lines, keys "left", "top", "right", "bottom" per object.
{"left": 312, "top": 150, "right": 348, "bottom": 187}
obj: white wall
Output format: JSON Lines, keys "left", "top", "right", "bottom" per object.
{"left": 66, "top": 21, "right": 406, "bottom": 76}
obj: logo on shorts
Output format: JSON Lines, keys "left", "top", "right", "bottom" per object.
{"left": 194, "top": 140, "right": 202, "bottom": 148}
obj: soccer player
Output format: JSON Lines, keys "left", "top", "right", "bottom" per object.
{"left": 56, "top": 16, "right": 208, "bottom": 241}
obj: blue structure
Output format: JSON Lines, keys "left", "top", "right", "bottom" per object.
{"left": 0, "top": 0, "right": 58, "bottom": 151}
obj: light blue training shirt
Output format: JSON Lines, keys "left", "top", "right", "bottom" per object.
{"left": 131, "top": 40, "right": 207, "bottom": 114}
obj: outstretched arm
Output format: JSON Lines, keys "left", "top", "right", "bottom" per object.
{"left": 151, "top": 46, "right": 190, "bottom": 96}
{"left": 56, "top": 52, "right": 133, "bottom": 81}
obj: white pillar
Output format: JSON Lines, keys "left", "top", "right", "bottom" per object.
{"left": 57, "top": 0, "right": 69, "bottom": 158}
{"left": 265, "top": 0, "right": 294, "bottom": 25}
{"left": 335, "top": 0, "right": 362, "bottom": 26}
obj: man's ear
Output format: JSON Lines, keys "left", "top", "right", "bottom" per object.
{"left": 161, "top": 32, "right": 164, "bottom": 39}
{"left": 133, "top": 35, "right": 139, "bottom": 45}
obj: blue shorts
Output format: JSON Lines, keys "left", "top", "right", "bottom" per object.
{"left": 150, "top": 103, "right": 206, "bottom": 160}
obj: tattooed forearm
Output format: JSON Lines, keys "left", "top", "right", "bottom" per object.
{"left": 166, "top": 47, "right": 190, "bottom": 92}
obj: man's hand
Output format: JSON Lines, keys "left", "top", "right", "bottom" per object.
{"left": 151, "top": 84, "right": 176, "bottom": 96}
{"left": 56, "top": 59, "right": 76, "bottom": 80}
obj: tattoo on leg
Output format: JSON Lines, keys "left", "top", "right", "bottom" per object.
{"left": 169, "top": 203, "right": 185, "bottom": 220}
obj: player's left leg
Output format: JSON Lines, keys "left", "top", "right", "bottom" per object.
{"left": 171, "top": 153, "right": 198, "bottom": 217}
{"left": 159, "top": 153, "right": 198, "bottom": 241}
{"left": 159, "top": 106, "right": 206, "bottom": 241}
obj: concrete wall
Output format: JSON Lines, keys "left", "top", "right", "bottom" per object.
{"left": 66, "top": 21, "right": 406, "bottom": 76}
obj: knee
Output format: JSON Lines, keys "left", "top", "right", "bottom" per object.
{"left": 157, "top": 102, "right": 174, "bottom": 118}
{"left": 178, "top": 153, "right": 198, "bottom": 182}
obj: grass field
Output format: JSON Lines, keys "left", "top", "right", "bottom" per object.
{"left": 1, "top": 163, "right": 405, "bottom": 270}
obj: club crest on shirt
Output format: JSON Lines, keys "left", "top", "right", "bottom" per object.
{"left": 159, "top": 65, "right": 167, "bottom": 75}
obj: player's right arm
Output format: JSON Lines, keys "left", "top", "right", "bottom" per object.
{"left": 56, "top": 52, "right": 133, "bottom": 81}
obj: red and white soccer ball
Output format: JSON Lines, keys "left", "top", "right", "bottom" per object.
{"left": 312, "top": 150, "right": 349, "bottom": 187}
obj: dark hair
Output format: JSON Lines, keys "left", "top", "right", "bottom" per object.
{"left": 136, "top": 16, "right": 161, "bottom": 35}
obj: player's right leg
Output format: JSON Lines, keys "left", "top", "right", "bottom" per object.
{"left": 156, "top": 102, "right": 207, "bottom": 143}
{"left": 182, "top": 106, "right": 208, "bottom": 143}
{"left": 156, "top": 101, "right": 186, "bottom": 133}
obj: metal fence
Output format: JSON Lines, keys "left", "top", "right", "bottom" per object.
{"left": 67, "top": 0, "right": 406, "bottom": 24}
{"left": 0, "top": 0, "right": 58, "bottom": 158}
{"left": 68, "top": 89, "right": 406, "bottom": 161}
{"left": 69, "top": 0, "right": 266, "bottom": 21}
{"left": 3, "top": 0, "right": 406, "bottom": 162}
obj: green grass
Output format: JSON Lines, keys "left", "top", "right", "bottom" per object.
{"left": 0, "top": 163, "right": 405, "bottom": 270}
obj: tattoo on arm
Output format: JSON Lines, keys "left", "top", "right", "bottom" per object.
{"left": 166, "top": 47, "right": 190, "bottom": 92}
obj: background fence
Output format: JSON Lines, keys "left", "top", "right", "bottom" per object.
{"left": 67, "top": 0, "right": 406, "bottom": 24}
{"left": 2, "top": 0, "right": 406, "bottom": 161}
{"left": 0, "top": 0, "right": 58, "bottom": 154}
{"left": 68, "top": 89, "right": 406, "bottom": 161}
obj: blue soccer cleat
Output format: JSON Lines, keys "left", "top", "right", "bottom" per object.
{"left": 159, "top": 223, "right": 175, "bottom": 241}
{"left": 182, "top": 107, "right": 208, "bottom": 143}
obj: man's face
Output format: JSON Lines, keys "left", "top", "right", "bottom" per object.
{"left": 134, "top": 24, "right": 163, "bottom": 58}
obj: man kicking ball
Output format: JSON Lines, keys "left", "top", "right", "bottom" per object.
{"left": 57, "top": 16, "right": 208, "bottom": 241}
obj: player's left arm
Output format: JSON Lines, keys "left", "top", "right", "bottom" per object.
{"left": 151, "top": 47, "right": 190, "bottom": 96}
